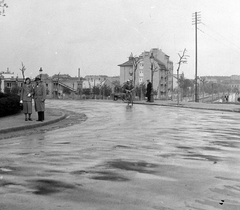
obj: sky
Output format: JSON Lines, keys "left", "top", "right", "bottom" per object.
{"left": 1, "top": 0, "right": 240, "bottom": 79}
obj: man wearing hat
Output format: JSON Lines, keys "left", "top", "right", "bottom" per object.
{"left": 146, "top": 79, "right": 152, "bottom": 102}
{"left": 33, "top": 76, "right": 46, "bottom": 121}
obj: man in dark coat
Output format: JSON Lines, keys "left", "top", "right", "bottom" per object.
{"left": 146, "top": 79, "right": 152, "bottom": 102}
{"left": 33, "top": 76, "right": 46, "bottom": 121}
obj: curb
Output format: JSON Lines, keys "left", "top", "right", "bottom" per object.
{"left": 0, "top": 112, "right": 67, "bottom": 134}
{"left": 134, "top": 102, "right": 240, "bottom": 113}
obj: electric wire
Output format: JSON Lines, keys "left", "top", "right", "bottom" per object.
{"left": 197, "top": 27, "right": 240, "bottom": 56}
{"left": 201, "top": 22, "right": 240, "bottom": 52}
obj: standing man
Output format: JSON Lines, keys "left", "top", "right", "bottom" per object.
{"left": 146, "top": 79, "right": 152, "bottom": 102}
{"left": 33, "top": 76, "right": 46, "bottom": 121}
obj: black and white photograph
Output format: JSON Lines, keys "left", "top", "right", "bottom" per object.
{"left": 0, "top": 0, "right": 240, "bottom": 209}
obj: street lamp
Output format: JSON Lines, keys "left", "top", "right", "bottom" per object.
{"left": 149, "top": 52, "right": 154, "bottom": 102}
{"left": 39, "top": 67, "right": 43, "bottom": 80}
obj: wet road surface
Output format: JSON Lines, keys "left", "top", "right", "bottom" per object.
{"left": 0, "top": 100, "right": 240, "bottom": 210}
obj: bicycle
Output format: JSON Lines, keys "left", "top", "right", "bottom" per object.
{"left": 123, "top": 89, "right": 133, "bottom": 106}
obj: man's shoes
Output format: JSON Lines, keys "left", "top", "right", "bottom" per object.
{"left": 28, "top": 118, "right": 32, "bottom": 121}
{"left": 25, "top": 118, "right": 28, "bottom": 121}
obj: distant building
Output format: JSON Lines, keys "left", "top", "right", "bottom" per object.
{"left": 204, "top": 76, "right": 230, "bottom": 83}
{"left": 84, "top": 75, "right": 108, "bottom": 88}
{"left": 230, "top": 75, "right": 240, "bottom": 80}
{"left": 201, "top": 75, "right": 240, "bottom": 92}
{"left": 83, "top": 75, "right": 120, "bottom": 89}
{"left": 0, "top": 71, "right": 120, "bottom": 98}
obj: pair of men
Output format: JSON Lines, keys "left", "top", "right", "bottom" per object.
{"left": 20, "top": 76, "right": 46, "bottom": 122}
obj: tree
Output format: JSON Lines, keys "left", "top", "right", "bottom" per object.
{"left": 198, "top": 76, "right": 207, "bottom": 99}
{"left": 92, "top": 86, "right": 100, "bottom": 95}
{"left": 176, "top": 49, "right": 189, "bottom": 104}
{"left": 4, "top": 87, "right": 10, "bottom": 94}
{"left": 82, "top": 88, "right": 91, "bottom": 95}
{"left": 11, "top": 86, "right": 19, "bottom": 95}
{"left": 101, "top": 84, "right": 112, "bottom": 97}
{"left": 232, "top": 87, "right": 239, "bottom": 94}
{"left": 178, "top": 75, "right": 193, "bottom": 97}
{"left": 112, "top": 80, "right": 121, "bottom": 93}
{"left": 19, "top": 62, "right": 26, "bottom": 80}
{"left": 135, "top": 82, "right": 146, "bottom": 100}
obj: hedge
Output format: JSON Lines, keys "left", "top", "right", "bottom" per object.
{"left": 0, "top": 93, "right": 21, "bottom": 117}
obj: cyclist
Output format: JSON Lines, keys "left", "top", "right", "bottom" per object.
{"left": 122, "top": 79, "right": 134, "bottom": 104}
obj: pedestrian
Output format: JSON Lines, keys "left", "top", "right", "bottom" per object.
{"left": 225, "top": 95, "right": 229, "bottom": 102}
{"left": 33, "top": 76, "right": 46, "bottom": 122}
{"left": 20, "top": 77, "right": 34, "bottom": 121}
{"left": 146, "top": 79, "right": 152, "bottom": 102}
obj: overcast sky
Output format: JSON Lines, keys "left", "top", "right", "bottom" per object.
{"left": 1, "top": 0, "right": 240, "bottom": 79}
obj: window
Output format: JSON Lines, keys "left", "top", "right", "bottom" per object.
{"left": 7, "top": 83, "right": 12, "bottom": 88}
{"left": 139, "top": 62, "right": 144, "bottom": 69}
{"left": 139, "top": 78, "right": 143, "bottom": 83}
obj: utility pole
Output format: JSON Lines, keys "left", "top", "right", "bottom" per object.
{"left": 192, "top": 11, "right": 201, "bottom": 102}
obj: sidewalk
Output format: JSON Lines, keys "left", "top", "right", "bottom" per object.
{"left": 0, "top": 108, "right": 67, "bottom": 134}
{"left": 134, "top": 100, "right": 240, "bottom": 113}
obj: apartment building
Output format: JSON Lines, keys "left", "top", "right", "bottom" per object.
{"left": 118, "top": 48, "right": 173, "bottom": 99}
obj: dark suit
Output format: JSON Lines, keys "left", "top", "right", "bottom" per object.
{"left": 146, "top": 81, "right": 152, "bottom": 102}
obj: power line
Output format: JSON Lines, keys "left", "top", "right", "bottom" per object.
{"left": 201, "top": 22, "right": 240, "bottom": 52}
{"left": 197, "top": 27, "right": 240, "bottom": 56}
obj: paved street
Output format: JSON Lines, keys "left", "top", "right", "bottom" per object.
{"left": 0, "top": 100, "right": 240, "bottom": 210}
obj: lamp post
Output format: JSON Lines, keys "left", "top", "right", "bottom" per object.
{"left": 39, "top": 67, "right": 43, "bottom": 80}
{"left": 149, "top": 52, "right": 154, "bottom": 102}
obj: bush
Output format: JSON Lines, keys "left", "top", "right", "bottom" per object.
{"left": 0, "top": 93, "right": 21, "bottom": 117}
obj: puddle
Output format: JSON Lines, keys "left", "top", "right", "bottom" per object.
{"left": 183, "top": 154, "right": 220, "bottom": 162}
{"left": 105, "top": 160, "right": 158, "bottom": 174}
{"left": 91, "top": 171, "right": 129, "bottom": 181}
{"left": 113, "top": 145, "right": 132, "bottom": 149}
{"left": 28, "top": 179, "right": 76, "bottom": 195}
{"left": 71, "top": 170, "right": 129, "bottom": 182}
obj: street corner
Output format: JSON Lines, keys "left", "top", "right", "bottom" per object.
{"left": 0, "top": 108, "right": 67, "bottom": 135}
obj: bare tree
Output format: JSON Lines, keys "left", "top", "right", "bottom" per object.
{"left": 19, "top": 62, "right": 26, "bottom": 80}
{"left": 129, "top": 54, "right": 142, "bottom": 87}
{"left": 176, "top": 48, "right": 189, "bottom": 105}
{"left": 198, "top": 76, "right": 207, "bottom": 102}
